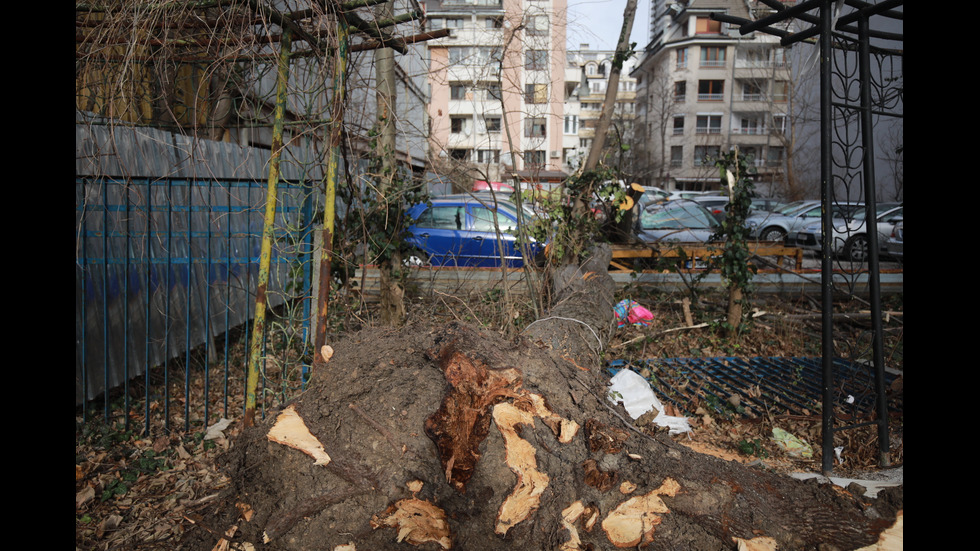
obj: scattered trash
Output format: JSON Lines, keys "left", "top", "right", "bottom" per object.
{"left": 204, "top": 418, "right": 235, "bottom": 441}
{"left": 613, "top": 299, "right": 655, "bottom": 327}
{"left": 607, "top": 369, "right": 690, "bottom": 434}
{"left": 771, "top": 428, "right": 813, "bottom": 459}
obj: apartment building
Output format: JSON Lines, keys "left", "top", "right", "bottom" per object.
{"left": 565, "top": 45, "right": 639, "bottom": 174}
{"left": 424, "top": 0, "right": 568, "bottom": 186}
{"left": 632, "top": 0, "right": 792, "bottom": 193}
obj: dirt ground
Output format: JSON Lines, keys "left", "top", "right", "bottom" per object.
{"left": 75, "top": 286, "right": 903, "bottom": 551}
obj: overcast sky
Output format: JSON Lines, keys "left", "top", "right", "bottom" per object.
{"left": 566, "top": 0, "right": 650, "bottom": 51}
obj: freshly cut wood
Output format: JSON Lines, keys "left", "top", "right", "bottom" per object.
{"left": 559, "top": 501, "right": 586, "bottom": 551}
{"left": 527, "top": 392, "right": 580, "bottom": 443}
{"left": 493, "top": 402, "right": 550, "bottom": 535}
{"left": 857, "top": 511, "right": 903, "bottom": 551}
{"left": 266, "top": 405, "right": 331, "bottom": 466}
{"left": 734, "top": 536, "right": 778, "bottom": 551}
{"left": 601, "top": 477, "right": 681, "bottom": 548}
{"left": 370, "top": 496, "right": 452, "bottom": 549}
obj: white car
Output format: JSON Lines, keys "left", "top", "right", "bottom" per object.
{"left": 793, "top": 204, "right": 903, "bottom": 261}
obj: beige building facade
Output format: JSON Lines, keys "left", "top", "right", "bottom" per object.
{"left": 632, "top": 0, "right": 792, "bottom": 193}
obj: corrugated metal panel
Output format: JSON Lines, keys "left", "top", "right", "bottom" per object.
{"left": 75, "top": 111, "right": 324, "bottom": 182}
{"left": 75, "top": 176, "right": 312, "bottom": 406}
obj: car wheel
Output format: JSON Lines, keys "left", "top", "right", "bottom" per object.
{"left": 760, "top": 227, "right": 785, "bottom": 242}
{"left": 403, "top": 249, "right": 431, "bottom": 267}
{"left": 844, "top": 235, "right": 868, "bottom": 261}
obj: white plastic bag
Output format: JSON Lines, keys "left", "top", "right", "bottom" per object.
{"left": 607, "top": 370, "right": 691, "bottom": 435}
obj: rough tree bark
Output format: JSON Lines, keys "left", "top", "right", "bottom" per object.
{"left": 189, "top": 246, "right": 902, "bottom": 551}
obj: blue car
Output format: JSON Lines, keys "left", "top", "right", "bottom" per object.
{"left": 405, "top": 194, "right": 543, "bottom": 267}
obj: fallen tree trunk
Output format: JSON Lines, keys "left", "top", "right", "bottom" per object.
{"left": 188, "top": 246, "right": 901, "bottom": 551}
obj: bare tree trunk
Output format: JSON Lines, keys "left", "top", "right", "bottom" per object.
{"left": 375, "top": 0, "right": 406, "bottom": 326}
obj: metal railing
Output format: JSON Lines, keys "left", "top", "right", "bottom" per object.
{"left": 75, "top": 176, "right": 316, "bottom": 434}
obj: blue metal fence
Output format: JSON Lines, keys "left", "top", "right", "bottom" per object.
{"left": 75, "top": 176, "right": 316, "bottom": 433}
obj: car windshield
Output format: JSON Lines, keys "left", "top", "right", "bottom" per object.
{"left": 852, "top": 204, "right": 899, "bottom": 221}
{"left": 640, "top": 202, "right": 717, "bottom": 230}
{"left": 771, "top": 200, "right": 809, "bottom": 215}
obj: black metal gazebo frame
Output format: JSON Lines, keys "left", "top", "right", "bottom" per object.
{"left": 714, "top": 0, "right": 903, "bottom": 474}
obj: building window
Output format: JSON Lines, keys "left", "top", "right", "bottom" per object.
{"left": 741, "top": 81, "right": 763, "bottom": 101}
{"left": 449, "top": 149, "right": 469, "bottom": 160}
{"left": 676, "top": 47, "right": 688, "bottom": 69}
{"left": 449, "top": 47, "right": 471, "bottom": 65}
{"left": 773, "top": 81, "right": 789, "bottom": 102}
{"left": 524, "top": 150, "right": 546, "bottom": 168}
{"left": 694, "top": 145, "right": 721, "bottom": 166}
{"left": 486, "top": 83, "right": 501, "bottom": 100}
{"left": 695, "top": 16, "right": 721, "bottom": 35}
{"left": 673, "top": 81, "right": 686, "bottom": 102}
{"left": 670, "top": 146, "right": 683, "bottom": 168}
{"left": 696, "top": 115, "right": 722, "bottom": 134}
{"left": 700, "top": 46, "right": 726, "bottom": 67}
{"left": 484, "top": 116, "right": 501, "bottom": 132}
{"left": 525, "top": 117, "right": 547, "bottom": 138}
{"left": 772, "top": 114, "right": 787, "bottom": 134}
{"left": 672, "top": 115, "right": 685, "bottom": 135}
{"left": 525, "top": 50, "right": 548, "bottom": 70}
{"left": 527, "top": 15, "right": 548, "bottom": 35}
{"left": 564, "top": 115, "right": 578, "bottom": 134}
{"left": 773, "top": 48, "right": 789, "bottom": 67}
{"left": 698, "top": 79, "right": 725, "bottom": 101}
{"left": 741, "top": 147, "right": 760, "bottom": 166}
{"left": 450, "top": 116, "right": 468, "bottom": 134}
{"left": 450, "top": 84, "right": 466, "bottom": 100}
{"left": 767, "top": 146, "right": 785, "bottom": 166}
{"left": 525, "top": 83, "right": 548, "bottom": 104}
{"left": 737, "top": 116, "right": 763, "bottom": 134}
{"left": 477, "top": 149, "right": 500, "bottom": 164}
{"left": 485, "top": 16, "right": 503, "bottom": 29}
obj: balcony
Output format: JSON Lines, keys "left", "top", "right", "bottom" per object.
{"left": 697, "top": 93, "right": 724, "bottom": 102}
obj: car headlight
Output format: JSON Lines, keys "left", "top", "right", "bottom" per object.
{"left": 747, "top": 220, "right": 758, "bottom": 228}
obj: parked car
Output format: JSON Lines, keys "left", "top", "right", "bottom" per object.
{"left": 747, "top": 200, "right": 863, "bottom": 242}
{"left": 790, "top": 204, "right": 902, "bottom": 261}
{"left": 750, "top": 197, "right": 786, "bottom": 214}
{"left": 885, "top": 220, "right": 903, "bottom": 261}
{"left": 405, "top": 194, "right": 544, "bottom": 267}
{"left": 690, "top": 196, "right": 730, "bottom": 222}
{"left": 634, "top": 199, "right": 720, "bottom": 243}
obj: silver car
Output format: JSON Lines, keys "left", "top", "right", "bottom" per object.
{"left": 746, "top": 200, "right": 862, "bottom": 242}
{"left": 792, "top": 204, "right": 902, "bottom": 261}
{"left": 635, "top": 199, "right": 720, "bottom": 243}
{"left": 885, "top": 220, "right": 903, "bottom": 261}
